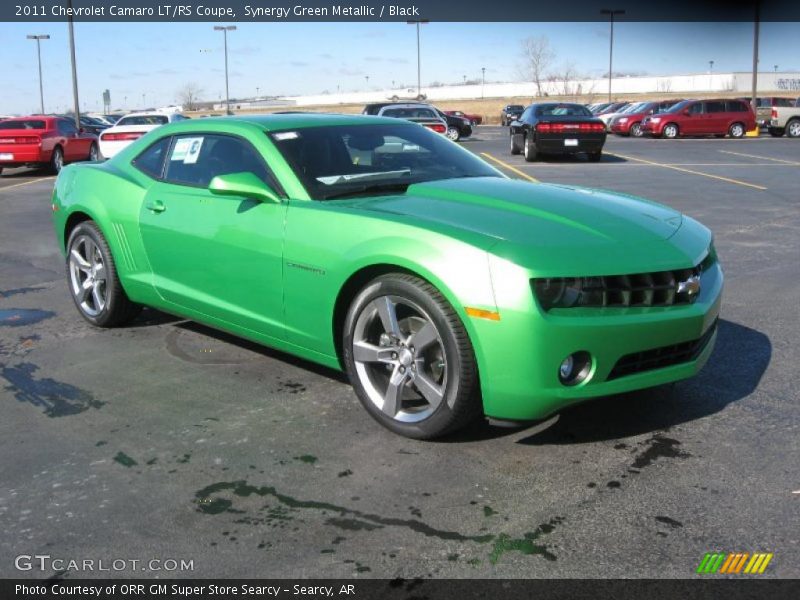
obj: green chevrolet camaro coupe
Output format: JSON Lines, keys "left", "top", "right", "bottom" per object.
{"left": 51, "top": 114, "right": 722, "bottom": 439}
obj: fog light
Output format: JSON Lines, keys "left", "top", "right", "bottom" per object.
{"left": 558, "top": 351, "right": 592, "bottom": 386}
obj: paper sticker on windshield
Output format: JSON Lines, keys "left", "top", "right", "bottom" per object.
{"left": 273, "top": 131, "right": 299, "bottom": 141}
{"left": 171, "top": 137, "right": 204, "bottom": 163}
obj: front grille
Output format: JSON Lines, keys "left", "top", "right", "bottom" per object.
{"left": 607, "top": 319, "right": 718, "bottom": 381}
{"left": 532, "top": 253, "right": 716, "bottom": 310}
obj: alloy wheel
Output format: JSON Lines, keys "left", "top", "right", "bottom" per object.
{"left": 446, "top": 127, "right": 460, "bottom": 142}
{"left": 53, "top": 149, "right": 64, "bottom": 172}
{"left": 663, "top": 124, "right": 678, "bottom": 139}
{"left": 729, "top": 123, "right": 744, "bottom": 138}
{"left": 351, "top": 295, "right": 447, "bottom": 423}
{"left": 89, "top": 145, "right": 99, "bottom": 161}
{"left": 630, "top": 123, "right": 642, "bottom": 137}
{"left": 68, "top": 234, "right": 107, "bottom": 317}
{"left": 788, "top": 120, "right": 800, "bottom": 138}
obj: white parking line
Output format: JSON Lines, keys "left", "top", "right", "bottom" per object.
{"left": 718, "top": 150, "right": 800, "bottom": 166}
{"left": 0, "top": 176, "right": 55, "bottom": 192}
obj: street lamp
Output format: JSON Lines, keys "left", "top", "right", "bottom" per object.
{"left": 214, "top": 25, "right": 237, "bottom": 115}
{"left": 365, "top": 75, "right": 369, "bottom": 88}
{"left": 600, "top": 9, "right": 625, "bottom": 102}
{"left": 26, "top": 34, "right": 50, "bottom": 114}
{"left": 774, "top": 64, "right": 778, "bottom": 72}
{"left": 406, "top": 20, "right": 429, "bottom": 99}
{"left": 481, "top": 67, "right": 486, "bottom": 99}
{"left": 709, "top": 60, "right": 714, "bottom": 90}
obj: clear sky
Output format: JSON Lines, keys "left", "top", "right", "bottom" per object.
{"left": 0, "top": 21, "right": 796, "bottom": 115}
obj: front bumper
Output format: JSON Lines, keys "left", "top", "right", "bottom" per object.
{"left": 610, "top": 121, "right": 632, "bottom": 134}
{"left": 641, "top": 120, "right": 665, "bottom": 135}
{"left": 472, "top": 260, "right": 723, "bottom": 421}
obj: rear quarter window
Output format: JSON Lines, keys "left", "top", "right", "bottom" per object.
{"left": 132, "top": 137, "right": 171, "bottom": 179}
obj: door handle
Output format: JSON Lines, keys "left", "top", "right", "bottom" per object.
{"left": 145, "top": 200, "right": 166, "bottom": 213}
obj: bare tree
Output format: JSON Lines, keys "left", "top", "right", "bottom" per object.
{"left": 519, "top": 36, "right": 555, "bottom": 97}
{"left": 552, "top": 62, "right": 580, "bottom": 99}
{"left": 177, "top": 82, "right": 203, "bottom": 111}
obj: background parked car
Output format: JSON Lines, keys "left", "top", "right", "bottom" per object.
{"left": 509, "top": 102, "right": 606, "bottom": 162}
{"left": 0, "top": 116, "right": 98, "bottom": 175}
{"left": 500, "top": 104, "right": 524, "bottom": 126}
{"left": 737, "top": 97, "right": 796, "bottom": 127}
{"left": 641, "top": 99, "right": 755, "bottom": 139}
{"left": 767, "top": 104, "right": 800, "bottom": 137}
{"left": 98, "top": 112, "right": 187, "bottom": 159}
{"left": 609, "top": 100, "right": 684, "bottom": 137}
{"left": 596, "top": 102, "right": 632, "bottom": 129}
{"left": 376, "top": 104, "right": 447, "bottom": 134}
{"left": 387, "top": 88, "right": 427, "bottom": 101}
{"left": 434, "top": 108, "right": 472, "bottom": 141}
{"left": 444, "top": 110, "right": 482, "bottom": 125}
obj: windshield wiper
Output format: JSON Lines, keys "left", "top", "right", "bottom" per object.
{"left": 321, "top": 182, "right": 412, "bottom": 200}
{"left": 316, "top": 169, "right": 411, "bottom": 185}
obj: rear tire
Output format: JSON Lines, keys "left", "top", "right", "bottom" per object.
{"left": 66, "top": 221, "right": 142, "bottom": 328}
{"left": 342, "top": 273, "right": 481, "bottom": 439}
{"left": 588, "top": 150, "right": 602, "bottom": 162}
{"left": 768, "top": 127, "right": 785, "bottom": 137}
{"left": 510, "top": 133, "right": 522, "bottom": 155}
{"left": 787, "top": 119, "right": 800, "bottom": 138}
{"left": 523, "top": 134, "right": 538, "bottom": 162}
{"left": 728, "top": 122, "right": 745, "bottom": 138}
{"left": 88, "top": 143, "right": 99, "bottom": 162}
{"left": 50, "top": 146, "right": 64, "bottom": 174}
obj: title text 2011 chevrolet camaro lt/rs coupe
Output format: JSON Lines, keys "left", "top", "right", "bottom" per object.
{"left": 52, "top": 114, "right": 722, "bottom": 439}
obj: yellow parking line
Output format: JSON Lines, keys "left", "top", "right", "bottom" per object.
{"left": 604, "top": 151, "right": 767, "bottom": 191}
{"left": 718, "top": 150, "right": 800, "bottom": 166}
{"left": 0, "top": 176, "right": 55, "bottom": 192}
{"left": 480, "top": 152, "right": 539, "bottom": 183}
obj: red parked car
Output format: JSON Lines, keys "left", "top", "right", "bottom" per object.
{"left": 0, "top": 116, "right": 99, "bottom": 176}
{"left": 641, "top": 99, "right": 756, "bottom": 139}
{"left": 609, "top": 100, "right": 683, "bottom": 137}
{"left": 444, "top": 110, "right": 482, "bottom": 125}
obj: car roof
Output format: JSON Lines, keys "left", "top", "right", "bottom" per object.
{"left": 153, "top": 113, "right": 408, "bottom": 134}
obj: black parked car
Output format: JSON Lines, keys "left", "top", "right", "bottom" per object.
{"left": 500, "top": 104, "right": 524, "bottom": 126}
{"left": 56, "top": 115, "right": 109, "bottom": 136}
{"left": 509, "top": 103, "right": 607, "bottom": 162}
{"left": 433, "top": 108, "right": 472, "bottom": 141}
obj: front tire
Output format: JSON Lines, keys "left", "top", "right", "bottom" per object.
{"left": 446, "top": 126, "right": 461, "bottom": 142}
{"left": 630, "top": 122, "right": 643, "bottom": 137}
{"left": 523, "top": 134, "right": 538, "bottom": 162}
{"left": 728, "top": 122, "right": 745, "bottom": 138}
{"left": 50, "top": 146, "right": 64, "bottom": 174}
{"left": 342, "top": 274, "right": 480, "bottom": 439}
{"left": 662, "top": 123, "right": 679, "bottom": 139}
{"left": 66, "top": 221, "right": 141, "bottom": 328}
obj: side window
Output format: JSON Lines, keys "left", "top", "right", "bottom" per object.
{"left": 132, "top": 137, "right": 171, "bottom": 179}
{"left": 688, "top": 102, "right": 704, "bottom": 115}
{"left": 521, "top": 107, "right": 533, "bottom": 121}
{"left": 705, "top": 101, "right": 726, "bottom": 113}
{"left": 726, "top": 101, "right": 747, "bottom": 112}
{"left": 163, "top": 134, "right": 273, "bottom": 189}
{"left": 58, "top": 119, "right": 78, "bottom": 135}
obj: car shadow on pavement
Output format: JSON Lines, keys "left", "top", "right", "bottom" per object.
{"left": 166, "top": 318, "right": 349, "bottom": 383}
{"left": 514, "top": 319, "right": 771, "bottom": 445}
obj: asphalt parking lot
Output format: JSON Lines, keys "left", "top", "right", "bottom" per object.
{"left": 1, "top": 128, "right": 798, "bottom": 579}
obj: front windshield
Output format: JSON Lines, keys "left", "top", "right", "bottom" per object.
{"left": 620, "top": 102, "right": 645, "bottom": 114}
{"left": 663, "top": 100, "right": 691, "bottom": 113}
{"left": 270, "top": 123, "right": 501, "bottom": 200}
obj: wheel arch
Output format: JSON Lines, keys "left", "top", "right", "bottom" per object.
{"left": 331, "top": 260, "right": 486, "bottom": 373}
{"left": 63, "top": 209, "right": 97, "bottom": 250}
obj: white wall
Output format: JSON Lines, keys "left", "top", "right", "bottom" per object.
{"left": 278, "top": 72, "right": 800, "bottom": 107}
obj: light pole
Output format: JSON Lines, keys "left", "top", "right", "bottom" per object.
{"left": 66, "top": 0, "right": 81, "bottom": 129}
{"left": 256, "top": 86, "right": 259, "bottom": 99}
{"left": 600, "top": 9, "right": 625, "bottom": 102}
{"left": 774, "top": 64, "right": 778, "bottom": 73}
{"left": 481, "top": 67, "right": 486, "bottom": 99}
{"left": 365, "top": 75, "right": 369, "bottom": 88}
{"left": 27, "top": 34, "right": 50, "bottom": 114}
{"left": 214, "top": 25, "right": 237, "bottom": 115}
{"left": 407, "top": 20, "right": 429, "bottom": 99}
{"left": 709, "top": 60, "right": 714, "bottom": 90}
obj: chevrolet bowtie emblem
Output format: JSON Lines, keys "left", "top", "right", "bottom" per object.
{"left": 677, "top": 275, "right": 701, "bottom": 296}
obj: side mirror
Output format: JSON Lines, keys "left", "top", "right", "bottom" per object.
{"left": 208, "top": 172, "right": 280, "bottom": 204}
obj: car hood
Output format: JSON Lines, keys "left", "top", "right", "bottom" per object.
{"left": 340, "top": 177, "right": 710, "bottom": 276}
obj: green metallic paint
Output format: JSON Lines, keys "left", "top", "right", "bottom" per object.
{"left": 52, "top": 114, "right": 722, "bottom": 422}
